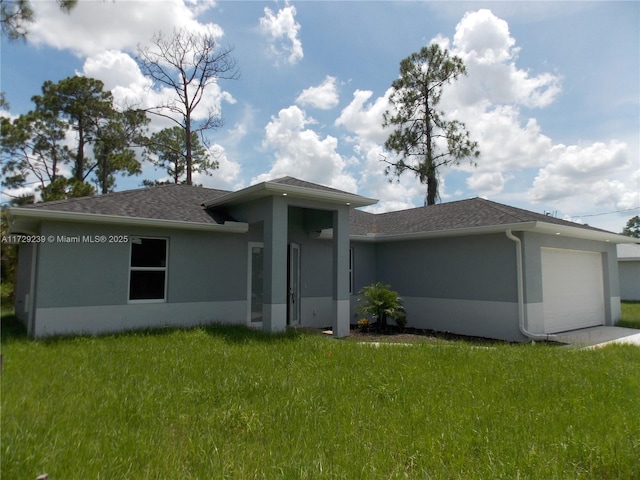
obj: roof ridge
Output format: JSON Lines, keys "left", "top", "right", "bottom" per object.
{"left": 475, "top": 197, "right": 533, "bottom": 222}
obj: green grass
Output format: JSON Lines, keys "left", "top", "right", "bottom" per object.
{"left": 2, "top": 314, "right": 640, "bottom": 479}
{"left": 618, "top": 301, "right": 640, "bottom": 329}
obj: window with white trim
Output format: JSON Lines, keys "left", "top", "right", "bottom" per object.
{"left": 129, "top": 237, "right": 168, "bottom": 301}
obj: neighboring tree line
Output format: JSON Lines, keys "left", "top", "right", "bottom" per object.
{"left": 1, "top": 76, "right": 216, "bottom": 203}
{"left": 1, "top": 27, "right": 238, "bottom": 204}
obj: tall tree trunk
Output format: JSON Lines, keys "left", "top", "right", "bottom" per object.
{"left": 75, "top": 119, "right": 84, "bottom": 181}
{"left": 185, "top": 121, "right": 192, "bottom": 185}
{"left": 426, "top": 172, "right": 437, "bottom": 205}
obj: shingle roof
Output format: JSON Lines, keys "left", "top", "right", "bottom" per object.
{"left": 270, "top": 176, "right": 357, "bottom": 195}
{"left": 13, "top": 180, "right": 618, "bottom": 239}
{"left": 19, "top": 184, "right": 234, "bottom": 224}
{"left": 350, "top": 197, "right": 614, "bottom": 236}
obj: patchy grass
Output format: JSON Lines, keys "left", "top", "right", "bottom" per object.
{"left": 618, "top": 301, "right": 640, "bottom": 329}
{"left": 2, "top": 314, "right": 639, "bottom": 479}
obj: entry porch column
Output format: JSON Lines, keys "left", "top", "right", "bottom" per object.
{"left": 263, "top": 196, "right": 288, "bottom": 333}
{"left": 332, "top": 206, "right": 350, "bottom": 338}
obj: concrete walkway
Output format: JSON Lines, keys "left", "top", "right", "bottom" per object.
{"left": 553, "top": 326, "right": 640, "bottom": 348}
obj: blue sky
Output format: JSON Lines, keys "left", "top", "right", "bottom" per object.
{"left": 1, "top": 0, "right": 638, "bottom": 233}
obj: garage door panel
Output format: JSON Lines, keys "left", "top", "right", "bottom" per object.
{"left": 541, "top": 248, "right": 605, "bottom": 333}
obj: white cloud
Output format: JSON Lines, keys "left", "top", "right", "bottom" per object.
{"left": 258, "top": 1, "right": 303, "bottom": 65}
{"left": 30, "top": 0, "right": 219, "bottom": 57}
{"left": 254, "top": 106, "right": 356, "bottom": 192}
{"left": 296, "top": 76, "right": 339, "bottom": 110}
{"left": 448, "top": 9, "right": 562, "bottom": 108}
{"left": 81, "top": 50, "right": 235, "bottom": 133}
{"left": 335, "top": 89, "right": 390, "bottom": 145}
{"left": 193, "top": 145, "right": 243, "bottom": 192}
{"left": 528, "top": 141, "right": 631, "bottom": 204}
{"left": 334, "top": 89, "right": 428, "bottom": 211}
{"left": 82, "top": 50, "right": 151, "bottom": 95}
{"left": 466, "top": 172, "right": 508, "bottom": 197}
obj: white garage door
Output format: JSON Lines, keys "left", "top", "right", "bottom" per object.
{"left": 541, "top": 248, "right": 605, "bottom": 333}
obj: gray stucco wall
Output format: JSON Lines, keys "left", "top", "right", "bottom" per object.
{"left": 14, "top": 242, "right": 34, "bottom": 324}
{"left": 619, "top": 261, "right": 640, "bottom": 301}
{"left": 369, "top": 231, "right": 621, "bottom": 340}
{"left": 351, "top": 241, "right": 377, "bottom": 294}
{"left": 366, "top": 233, "right": 524, "bottom": 341}
{"left": 34, "top": 221, "right": 248, "bottom": 309}
{"left": 375, "top": 233, "right": 518, "bottom": 303}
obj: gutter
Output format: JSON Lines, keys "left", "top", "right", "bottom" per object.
{"left": 505, "top": 229, "right": 554, "bottom": 342}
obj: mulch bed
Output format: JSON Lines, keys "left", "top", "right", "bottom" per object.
{"left": 323, "top": 324, "right": 507, "bottom": 345}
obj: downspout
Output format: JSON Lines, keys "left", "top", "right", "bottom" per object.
{"left": 505, "top": 229, "right": 552, "bottom": 341}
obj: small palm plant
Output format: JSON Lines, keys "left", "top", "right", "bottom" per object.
{"left": 355, "top": 282, "right": 405, "bottom": 333}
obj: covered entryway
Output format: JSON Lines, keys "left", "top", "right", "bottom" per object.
{"left": 204, "top": 177, "right": 377, "bottom": 337}
{"left": 541, "top": 247, "right": 605, "bottom": 333}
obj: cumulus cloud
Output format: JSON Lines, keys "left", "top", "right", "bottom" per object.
{"left": 254, "top": 106, "right": 356, "bottom": 192}
{"left": 449, "top": 9, "right": 562, "bottom": 108}
{"left": 528, "top": 141, "right": 631, "bottom": 203}
{"left": 332, "top": 6, "right": 637, "bottom": 222}
{"left": 258, "top": 1, "right": 303, "bottom": 65}
{"left": 296, "top": 76, "right": 339, "bottom": 110}
{"left": 29, "top": 0, "right": 218, "bottom": 57}
{"left": 81, "top": 50, "right": 235, "bottom": 132}
{"left": 192, "top": 145, "right": 243, "bottom": 192}
{"left": 335, "top": 89, "right": 390, "bottom": 145}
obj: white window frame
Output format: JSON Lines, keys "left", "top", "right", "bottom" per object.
{"left": 128, "top": 236, "right": 169, "bottom": 304}
{"left": 247, "top": 242, "right": 264, "bottom": 326}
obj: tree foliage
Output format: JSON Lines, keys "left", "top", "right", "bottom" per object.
{"left": 144, "top": 126, "right": 214, "bottom": 185}
{"left": 94, "top": 109, "right": 149, "bottom": 194}
{"left": 136, "top": 27, "right": 239, "bottom": 184}
{"left": 1, "top": 76, "right": 148, "bottom": 201}
{"left": 1, "top": 0, "right": 76, "bottom": 40}
{"left": 34, "top": 76, "right": 114, "bottom": 182}
{"left": 1, "top": 109, "right": 73, "bottom": 200}
{"left": 383, "top": 44, "right": 480, "bottom": 205}
{"left": 622, "top": 215, "right": 640, "bottom": 238}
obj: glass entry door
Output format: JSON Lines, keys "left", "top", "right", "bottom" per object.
{"left": 248, "top": 243, "right": 264, "bottom": 325}
{"left": 288, "top": 243, "right": 300, "bottom": 326}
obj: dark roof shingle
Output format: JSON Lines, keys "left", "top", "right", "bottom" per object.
{"left": 21, "top": 184, "right": 234, "bottom": 224}
{"left": 350, "top": 198, "right": 613, "bottom": 236}
{"left": 17, "top": 181, "right": 614, "bottom": 237}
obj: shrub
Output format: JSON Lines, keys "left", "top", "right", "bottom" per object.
{"left": 357, "top": 318, "right": 370, "bottom": 333}
{"left": 0, "top": 280, "right": 14, "bottom": 307}
{"left": 355, "top": 282, "right": 405, "bottom": 332}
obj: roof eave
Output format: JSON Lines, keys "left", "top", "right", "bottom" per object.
{"left": 352, "top": 222, "right": 537, "bottom": 242}
{"left": 7, "top": 208, "right": 248, "bottom": 234}
{"left": 203, "top": 181, "right": 378, "bottom": 209}
{"left": 531, "top": 221, "right": 635, "bottom": 244}
{"left": 349, "top": 220, "right": 633, "bottom": 243}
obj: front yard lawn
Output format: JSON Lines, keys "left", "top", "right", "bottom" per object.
{"left": 2, "top": 314, "right": 639, "bottom": 479}
{"left": 619, "top": 301, "right": 640, "bottom": 329}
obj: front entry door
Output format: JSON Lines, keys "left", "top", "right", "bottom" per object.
{"left": 288, "top": 243, "right": 300, "bottom": 326}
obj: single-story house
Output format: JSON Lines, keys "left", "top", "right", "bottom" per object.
{"left": 618, "top": 243, "right": 640, "bottom": 301}
{"left": 7, "top": 176, "right": 635, "bottom": 341}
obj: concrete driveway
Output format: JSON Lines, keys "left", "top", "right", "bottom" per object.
{"left": 553, "top": 326, "right": 640, "bottom": 348}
